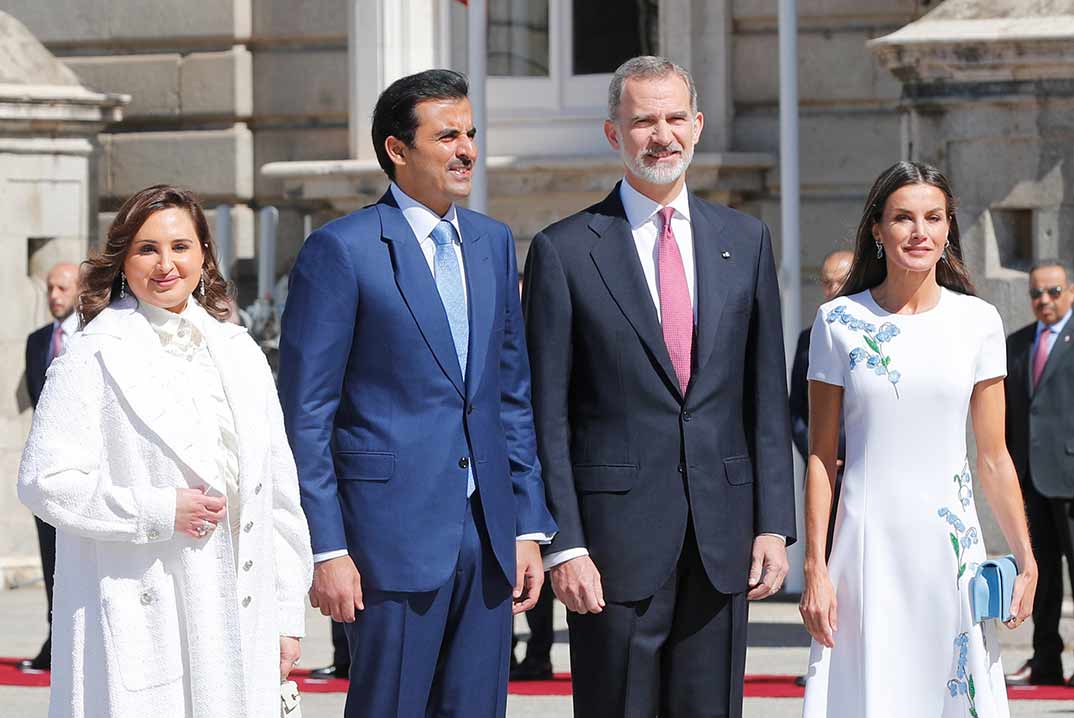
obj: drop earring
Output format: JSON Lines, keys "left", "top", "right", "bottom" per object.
{"left": 119, "top": 272, "right": 127, "bottom": 299}
{"left": 875, "top": 241, "right": 884, "bottom": 259}
{"left": 200, "top": 274, "right": 206, "bottom": 297}
{"left": 940, "top": 241, "right": 950, "bottom": 263}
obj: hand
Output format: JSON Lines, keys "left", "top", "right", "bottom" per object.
{"left": 513, "top": 541, "right": 545, "bottom": 615}
{"left": 747, "top": 535, "right": 789, "bottom": 600}
{"left": 550, "top": 555, "right": 605, "bottom": 614}
{"left": 174, "top": 487, "right": 226, "bottom": 539}
{"left": 310, "top": 555, "right": 364, "bottom": 622}
{"left": 799, "top": 565, "right": 838, "bottom": 648}
{"left": 1005, "top": 560, "right": 1037, "bottom": 630}
{"left": 279, "top": 636, "right": 301, "bottom": 681}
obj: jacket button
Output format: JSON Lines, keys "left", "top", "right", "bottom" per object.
{"left": 459, "top": 457, "right": 470, "bottom": 469}
{"left": 682, "top": 411, "right": 692, "bottom": 422}
{"left": 140, "top": 591, "right": 153, "bottom": 605}
{"left": 147, "top": 529, "right": 159, "bottom": 541}
{"left": 467, "top": 404, "right": 474, "bottom": 415}
{"left": 244, "top": 521, "right": 254, "bottom": 533}
{"left": 678, "top": 464, "right": 685, "bottom": 474}
{"left": 254, "top": 482, "right": 263, "bottom": 495}
{"left": 243, "top": 560, "right": 253, "bottom": 572}
{"left": 242, "top": 596, "right": 252, "bottom": 608}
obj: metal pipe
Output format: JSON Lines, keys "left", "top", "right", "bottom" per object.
{"left": 258, "top": 206, "right": 279, "bottom": 302}
{"left": 215, "top": 205, "right": 233, "bottom": 282}
{"left": 467, "top": 0, "right": 488, "bottom": 214}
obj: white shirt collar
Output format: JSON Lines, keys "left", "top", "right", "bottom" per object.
{"left": 619, "top": 177, "right": 691, "bottom": 230}
{"left": 390, "top": 182, "right": 463, "bottom": 244}
{"left": 55, "top": 311, "right": 79, "bottom": 337}
{"left": 136, "top": 298, "right": 208, "bottom": 355}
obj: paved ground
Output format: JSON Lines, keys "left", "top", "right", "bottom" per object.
{"left": 3, "top": 581, "right": 1074, "bottom": 716}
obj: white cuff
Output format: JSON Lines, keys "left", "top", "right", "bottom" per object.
{"left": 543, "top": 547, "right": 589, "bottom": 571}
{"left": 516, "top": 532, "right": 555, "bottom": 545}
{"left": 313, "top": 549, "right": 349, "bottom": 564}
{"left": 134, "top": 486, "right": 176, "bottom": 544}
{"left": 758, "top": 533, "right": 787, "bottom": 543}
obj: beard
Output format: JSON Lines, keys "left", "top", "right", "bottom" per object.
{"left": 622, "top": 140, "right": 694, "bottom": 185}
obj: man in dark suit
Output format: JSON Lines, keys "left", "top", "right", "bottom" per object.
{"left": 1004, "top": 259, "right": 1074, "bottom": 687}
{"left": 523, "top": 56, "right": 796, "bottom": 718}
{"left": 22, "top": 261, "right": 80, "bottom": 672}
{"left": 278, "top": 69, "right": 556, "bottom": 717}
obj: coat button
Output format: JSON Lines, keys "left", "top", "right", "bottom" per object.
{"left": 242, "top": 596, "right": 251, "bottom": 608}
{"left": 459, "top": 457, "right": 470, "bottom": 469}
{"left": 243, "top": 560, "right": 253, "bottom": 572}
{"left": 244, "top": 521, "right": 254, "bottom": 533}
{"left": 682, "top": 411, "right": 692, "bottom": 422}
{"left": 147, "top": 529, "right": 159, "bottom": 540}
{"left": 254, "top": 482, "right": 263, "bottom": 495}
{"left": 140, "top": 591, "right": 153, "bottom": 605}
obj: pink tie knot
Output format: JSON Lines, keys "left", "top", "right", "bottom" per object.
{"left": 658, "top": 206, "right": 675, "bottom": 232}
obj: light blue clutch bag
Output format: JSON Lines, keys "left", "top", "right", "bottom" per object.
{"left": 969, "top": 554, "right": 1017, "bottom": 624}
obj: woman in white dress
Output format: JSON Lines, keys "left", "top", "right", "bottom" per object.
{"left": 18, "top": 185, "right": 313, "bottom": 718}
{"left": 799, "top": 161, "right": 1038, "bottom": 717}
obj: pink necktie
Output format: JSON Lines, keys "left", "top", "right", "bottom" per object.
{"left": 657, "top": 207, "right": 693, "bottom": 392}
{"left": 1032, "top": 327, "right": 1053, "bottom": 388}
{"left": 50, "top": 325, "right": 64, "bottom": 363}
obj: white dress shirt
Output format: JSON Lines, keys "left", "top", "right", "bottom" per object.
{"left": 313, "top": 184, "right": 551, "bottom": 564}
{"left": 543, "top": 178, "right": 783, "bottom": 572}
{"left": 48, "top": 311, "right": 80, "bottom": 363}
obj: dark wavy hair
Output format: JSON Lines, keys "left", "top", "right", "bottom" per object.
{"left": 80, "top": 185, "right": 231, "bottom": 326}
{"left": 840, "top": 161, "right": 975, "bottom": 297}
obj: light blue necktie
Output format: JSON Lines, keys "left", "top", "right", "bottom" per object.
{"left": 430, "top": 220, "right": 474, "bottom": 496}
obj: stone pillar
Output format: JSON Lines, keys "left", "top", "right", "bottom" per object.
{"left": 348, "top": 0, "right": 441, "bottom": 160}
{"left": 0, "top": 12, "right": 126, "bottom": 584}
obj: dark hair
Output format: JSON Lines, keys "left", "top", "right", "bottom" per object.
{"left": 80, "top": 184, "right": 232, "bottom": 326}
{"left": 371, "top": 69, "right": 469, "bottom": 181}
{"left": 840, "top": 161, "right": 976, "bottom": 297}
{"left": 1029, "top": 258, "right": 1072, "bottom": 281}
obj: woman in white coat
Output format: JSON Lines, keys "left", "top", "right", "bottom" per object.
{"left": 18, "top": 184, "right": 314, "bottom": 718}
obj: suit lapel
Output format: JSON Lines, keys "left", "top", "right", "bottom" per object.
{"left": 458, "top": 210, "right": 492, "bottom": 400}
{"left": 97, "top": 337, "right": 218, "bottom": 490}
{"left": 588, "top": 188, "right": 681, "bottom": 399}
{"left": 689, "top": 195, "right": 731, "bottom": 385}
{"left": 379, "top": 199, "right": 466, "bottom": 397}
{"left": 1035, "top": 317, "right": 1074, "bottom": 396}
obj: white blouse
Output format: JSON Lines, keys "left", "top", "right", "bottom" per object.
{"left": 136, "top": 300, "right": 243, "bottom": 545}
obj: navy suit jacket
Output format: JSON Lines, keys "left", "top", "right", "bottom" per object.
{"left": 278, "top": 191, "right": 555, "bottom": 593}
{"left": 26, "top": 323, "right": 52, "bottom": 409}
{"left": 524, "top": 185, "right": 796, "bottom": 601}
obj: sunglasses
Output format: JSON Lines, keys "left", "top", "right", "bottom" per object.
{"left": 1029, "top": 286, "right": 1065, "bottom": 300}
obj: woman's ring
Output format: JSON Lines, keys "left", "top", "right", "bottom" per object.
{"left": 195, "top": 521, "right": 212, "bottom": 537}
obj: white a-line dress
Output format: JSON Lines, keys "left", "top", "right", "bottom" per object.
{"left": 802, "top": 287, "right": 1010, "bottom": 718}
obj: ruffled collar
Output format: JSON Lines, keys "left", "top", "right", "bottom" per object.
{"left": 136, "top": 299, "right": 207, "bottom": 360}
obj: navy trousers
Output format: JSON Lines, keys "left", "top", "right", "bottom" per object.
{"left": 344, "top": 498, "right": 513, "bottom": 718}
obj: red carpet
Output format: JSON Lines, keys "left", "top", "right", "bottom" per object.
{"left": 5, "top": 660, "right": 1074, "bottom": 700}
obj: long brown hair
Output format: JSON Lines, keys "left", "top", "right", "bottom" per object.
{"left": 80, "top": 185, "right": 231, "bottom": 326}
{"left": 840, "top": 161, "right": 976, "bottom": 297}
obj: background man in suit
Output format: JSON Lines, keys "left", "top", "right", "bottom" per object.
{"left": 21, "top": 261, "right": 80, "bottom": 672}
{"left": 278, "top": 69, "right": 555, "bottom": 717}
{"left": 1005, "top": 259, "right": 1074, "bottom": 686}
{"left": 523, "top": 56, "right": 796, "bottom": 718}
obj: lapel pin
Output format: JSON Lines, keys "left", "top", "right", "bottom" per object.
{"left": 1066, "top": 335, "right": 1071, "bottom": 343}
{"left": 721, "top": 250, "right": 731, "bottom": 259}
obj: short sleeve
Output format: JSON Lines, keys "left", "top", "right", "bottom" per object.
{"left": 974, "top": 304, "right": 1007, "bottom": 382}
{"left": 807, "top": 306, "right": 845, "bottom": 387}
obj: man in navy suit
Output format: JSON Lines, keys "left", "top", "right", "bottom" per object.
{"left": 524, "top": 56, "right": 796, "bottom": 717}
{"left": 21, "top": 261, "right": 80, "bottom": 672}
{"left": 278, "top": 69, "right": 556, "bottom": 717}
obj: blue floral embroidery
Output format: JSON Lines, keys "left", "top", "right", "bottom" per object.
{"left": 827, "top": 306, "right": 901, "bottom": 398}
{"left": 947, "top": 633, "right": 978, "bottom": 717}
{"left": 955, "top": 464, "right": 974, "bottom": 510}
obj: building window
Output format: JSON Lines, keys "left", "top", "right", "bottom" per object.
{"left": 572, "top": 0, "right": 658, "bottom": 76}
{"left": 488, "top": 0, "right": 550, "bottom": 77}
{"left": 991, "top": 208, "right": 1034, "bottom": 271}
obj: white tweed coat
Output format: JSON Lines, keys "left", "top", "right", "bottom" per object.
{"left": 18, "top": 297, "right": 313, "bottom": 718}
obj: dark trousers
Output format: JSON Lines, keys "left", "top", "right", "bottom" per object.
{"left": 566, "top": 526, "right": 748, "bottom": 718}
{"left": 343, "top": 498, "right": 512, "bottom": 718}
{"left": 512, "top": 580, "right": 554, "bottom": 663}
{"left": 34, "top": 516, "right": 55, "bottom": 661}
{"left": 1024, "top": 478, "right": 1074, "bottom": 673}
{"left": 331, "top": 620, "right": 349, "bottom": 668}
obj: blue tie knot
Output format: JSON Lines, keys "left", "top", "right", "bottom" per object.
{"left": 431, "top": 220, "right": 456, "bottom": 247}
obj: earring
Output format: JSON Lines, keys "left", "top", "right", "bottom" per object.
{"left": 940, "top": 241, "right": 950, "bottom": 264}
{"left": 875, "top": 241, "right": 884, "bottom": 259}
{"left": 200, "top": 275, "right": 206, "bottom": 297}
{"left": 119, "top": 272, "right": 127, "bottom": 299}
